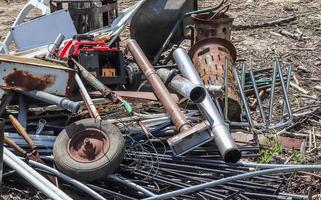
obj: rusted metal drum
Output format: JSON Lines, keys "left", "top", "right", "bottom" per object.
{"left": 189, "top": 38, "right": 241, "bottom": 120}
{"left": 191, "top": 13, "right": 233, "bottom": 42}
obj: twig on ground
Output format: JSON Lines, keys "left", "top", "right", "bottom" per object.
{"left": 234, "top": 16, "right": 297, "bottom": 30}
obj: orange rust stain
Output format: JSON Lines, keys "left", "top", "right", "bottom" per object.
{"left": 4, "top": 70, "right": 56, "bottom": 91}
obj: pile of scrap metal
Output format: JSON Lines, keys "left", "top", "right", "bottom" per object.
{"left": 0, "top": 0, "right": 319, "bottom": 199}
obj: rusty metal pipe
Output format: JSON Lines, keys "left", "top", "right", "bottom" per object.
{"left": 22, "top": 90, "right": 80, "bottom": 113}
{"left": 173, "top": 48, "right": 241, "bottom": 163}
{"left": 128, "top": 39, "right": 191, "bottom": 133}
{"left": 156, "top": 68, "right": 206, "bottom": 103}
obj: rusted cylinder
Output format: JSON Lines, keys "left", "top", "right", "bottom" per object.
{"left": 127, "top": 39, "right": 191, "bottom": 132}
{"left": 192, "top": 13, "right": 233, "bottom": 42}
{"left": 157, "top": 68, "right": 206, "bottom": 103}
{"left": 189, "top": 38, "right": 241, "bottom": 121}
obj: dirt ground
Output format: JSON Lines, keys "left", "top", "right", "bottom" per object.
{"left": 0, "top": 0, "right": 321, "bottom": 199}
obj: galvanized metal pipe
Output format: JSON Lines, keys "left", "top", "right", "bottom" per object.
{"left": 22, "top": 90, "right": 80, "bottom": 113}
{"left": 173, "top": 48, "right": 240, "bottom": 163}
{"left": 3, "top": 148, "right": 72, "bottom": 200}
{"left": 156, "top": 68, "right": 206, "bottom": 103}
{"left": 75, "top": 74, "right": 101, "bottom": 120}
{"left": 127, "top": 40, "right": 191, "bottom": 133}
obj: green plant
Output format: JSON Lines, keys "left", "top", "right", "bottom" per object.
{"left": 259, "top": 135, "right": 282, "bottom": 164}
{"left": 291, "top": 151, "right": 303, "bottom": 164}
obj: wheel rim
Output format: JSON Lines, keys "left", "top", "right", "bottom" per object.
{"left": 67, "top": 128, "right": 110, "bottom": 163}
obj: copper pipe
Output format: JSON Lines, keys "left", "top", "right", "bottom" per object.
{"left": 127, "top": 39, "right": 191, "bottom": 133}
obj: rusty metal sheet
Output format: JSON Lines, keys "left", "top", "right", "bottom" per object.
{"left": 0, "top": 55, "right": 75, "bottom": 96}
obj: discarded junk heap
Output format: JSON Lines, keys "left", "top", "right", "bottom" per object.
{"left": 0, "top": 0, "right": 318, "bottom": 199}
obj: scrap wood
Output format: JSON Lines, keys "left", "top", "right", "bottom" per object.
{"left": 234, "top": 15, "right": 297, "bottom": 30}
{"left": 290, "top": 81, "right": 309, "bottom": 94}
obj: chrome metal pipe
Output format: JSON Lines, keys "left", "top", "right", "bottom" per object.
{"left": 157, "top": 68, "right": 206, "bottom": 103}
{"left": 173, "top": 48, "right": 240, "bottom": 163}
{"left": 22, "top": 90, "right": 80, "bottom": 113}
{"left": 3, "top": 148, "right": 72, "bottom": 200}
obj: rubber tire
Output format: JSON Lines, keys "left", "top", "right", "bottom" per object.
{"left": 53, "top": 119, "right": 125, "bottom": 181}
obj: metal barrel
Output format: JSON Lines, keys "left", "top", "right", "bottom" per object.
{"left": 22, "top": 90, "right": 80, "bottom": 113}
{"left": 127, "top": 39, "right": 191, "bottom": 133}
{"left": 157, "top": 68, "right": 206, "bottom": 103}
{"left": 189, "top": 38, "right": 241, "bottom": 121}
{"left": 173, "top": 48, "right": 241, "bottom": 163}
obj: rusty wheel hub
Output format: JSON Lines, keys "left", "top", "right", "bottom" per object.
{"left": 67, "top": 128, "right": 110, "bottom": 163}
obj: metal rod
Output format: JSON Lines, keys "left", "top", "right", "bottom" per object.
{"left": 157, "top": 68, "right": 206, "bottom": 103}
{"left": 249, "top": 71, "right": 267, "bottom": 126}
{"left": 71, "top": 58, "right": 132, "bottom": 114}
{"left": 27, "top": 159, "right": 106, "bottom": 200}
{"left": 75, "top": 74, "right": 101, "bottom": 120}
{"left": 173, "top": 48, "right": 240, "bottom": 163}
{"left": 224, "top": 58, "right": 229, "bottom": 120}
{"left": 280, "top": 64, "right": 292, "bottom": 122}
{"left": 3, "top": 148, "right": 72, "bottom": 200}
{"left": 144, "top": 165, "right": 321, "bottom": 200}
{"left": 109, "top": 174, "right": 156, "bottom": 197}
{"left": 232, "top": 67, "right": 254, "bottom": 128}
{"left": 268, "top": 61, "right": 277, "bottom": 125}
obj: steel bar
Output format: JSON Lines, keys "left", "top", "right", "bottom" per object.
{"left": 173, "top": 48, "right": 240, "bottom": 163}
{"left": 232, "top": 67, "right": 254, "bottom": 127}
{"left": 157, "top": 68, "right": 206, "bottom": 103}
{"left": 281, "top": 65, "right": 292, "bottom": 121}
{"left": 249, "top": 70, "right": 267, "bottom": 126}
{"left": 144, "top": 165, "right": 321, "bottom": 200}
{"left": 268, "top": 61, "right": 277, "bottom": 126}
{"left": 109, "top": 174, "right": 156, "bottom": 197}
{"left": 22, "top": 90, "right": 80, "bottom": 113}
{"left": 276, "top": 61, "right": 292, "bottom": 123}
{"left": 75, "top": 74, "right": 101, "bottom": 120}
{"left": 27, "top": 159, "right": 106, "bottom": 200}
{"left": 3, "top": 148, "right": 72, "bottom": 200}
